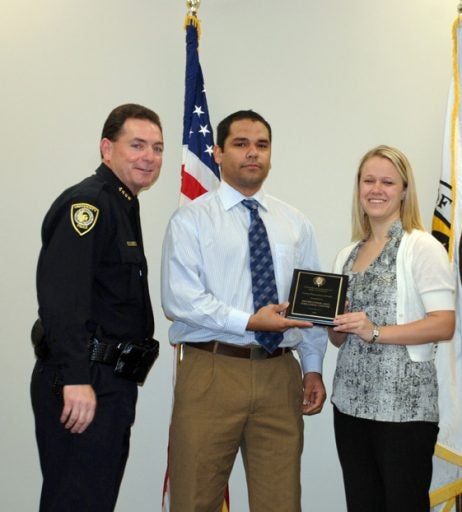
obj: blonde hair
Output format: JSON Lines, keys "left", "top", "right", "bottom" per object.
{"left": 351, "top": 145, "right": 425, "bottom": 240}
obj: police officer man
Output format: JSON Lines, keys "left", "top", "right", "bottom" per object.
{"left": 31, "top": 104, "right": 163, "bottom": 512}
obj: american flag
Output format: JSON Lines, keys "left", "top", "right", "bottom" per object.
{"left": 180, "top": 15, "right": 220, "bottom": 203}
{"left": 162, "top": 13, "right": 228, "bottom": 512}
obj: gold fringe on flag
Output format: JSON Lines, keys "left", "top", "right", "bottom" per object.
{"left": 448, "top": 16, "right": 462, "bottom": 260}
{"left": 184, "top": 14, "right": 201, "bottom": 38}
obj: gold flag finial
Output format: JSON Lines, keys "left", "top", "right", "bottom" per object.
{"left": 187, "top": 0, "right": 201, "bottom": 16}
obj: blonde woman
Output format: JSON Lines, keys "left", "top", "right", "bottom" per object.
{"left": 329, "top": 146, "right": 455, "bottom": 512}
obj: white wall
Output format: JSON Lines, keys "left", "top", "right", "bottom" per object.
{"left": 0, "top": 0, "right": 456, "bottom": 510}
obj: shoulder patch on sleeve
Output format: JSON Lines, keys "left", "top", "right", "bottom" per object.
{"left": 70, "top": 203, "right": 100, "bottom": 236}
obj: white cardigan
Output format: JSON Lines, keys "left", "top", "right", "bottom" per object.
{"left": 333, "top": 229, "right": 455, "bottom": 362}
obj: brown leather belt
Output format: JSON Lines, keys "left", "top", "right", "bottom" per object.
{"left": 184, "top": 341, "right": 289, "bottom": 360}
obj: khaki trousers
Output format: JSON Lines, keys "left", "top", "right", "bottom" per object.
{"left": 169, "top": 345, "right": 304, "bottom": 512}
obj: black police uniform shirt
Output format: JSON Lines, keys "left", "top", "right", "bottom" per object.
{"left": 36, "top": 163, "right": 154, "bottom": 385}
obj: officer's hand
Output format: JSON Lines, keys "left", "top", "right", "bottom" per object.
{"left": 61, "top": 384, "right": 97, "bottom": 434}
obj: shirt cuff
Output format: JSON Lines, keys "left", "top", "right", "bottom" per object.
{"left": 61, "top": 360, "right": 91, "bottom": 385}
{"left": 299, "top": 353, "right": 323, "bottom": 375}
{"left": 224, "top": 309, "right": 252, "bottom": 336}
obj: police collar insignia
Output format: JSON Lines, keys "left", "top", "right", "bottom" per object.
{"left": 70, "top": 203, "right": 100, "bottom": 236}
{"left": 118, "top": 186, "right": 133, "bottom": 201}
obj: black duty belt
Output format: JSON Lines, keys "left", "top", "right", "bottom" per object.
{"left": 185, "top": 341, "right": 290, "bottom": 360}
{"left": 88, "top": 337, "right": 160, "bottom": 384}
{"left": 88, "top": 339, "right": 124, "bottom": 365}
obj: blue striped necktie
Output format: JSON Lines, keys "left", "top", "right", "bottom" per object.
{"left": 242, "top": 199, "right": 283, "bottom": 353}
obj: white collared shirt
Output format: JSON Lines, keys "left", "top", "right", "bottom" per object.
{"left": 161, "top": 181, "right": 327, "bottom": 373}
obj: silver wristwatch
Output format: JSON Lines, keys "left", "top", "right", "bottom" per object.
{"left": 369, "top": 325, "right": 380, "bottom": 344}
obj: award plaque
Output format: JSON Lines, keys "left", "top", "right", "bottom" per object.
{"left": 287, "top": 269, "right": 348, "bottom": 326}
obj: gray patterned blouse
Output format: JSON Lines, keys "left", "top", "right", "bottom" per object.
{"left": 331, "top": 221, "right": 438, "bottom": 423}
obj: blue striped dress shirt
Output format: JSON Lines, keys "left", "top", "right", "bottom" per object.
{"left": 161, "top": 181, "right": 327, "bottom": 374}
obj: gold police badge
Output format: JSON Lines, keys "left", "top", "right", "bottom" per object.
{"left": 70, "top": 203, "right": 100, "bottom": 236}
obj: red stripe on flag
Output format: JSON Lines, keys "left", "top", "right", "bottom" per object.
{"left": 181, "top": 165, "right": 208, "bottom": 200}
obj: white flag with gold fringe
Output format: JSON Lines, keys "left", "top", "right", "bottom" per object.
{"left": 430, "top": 14, "right": 462, "bottom": 512}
